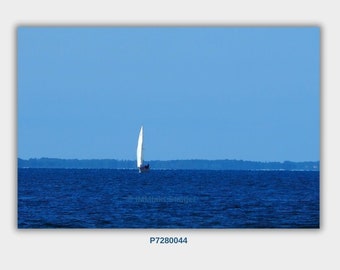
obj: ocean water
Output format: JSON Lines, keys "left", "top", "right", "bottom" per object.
{"left": 18, "top": 169, "right": 319, "bottom": 228}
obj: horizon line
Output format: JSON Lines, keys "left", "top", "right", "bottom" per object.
{"left": 17, "top": 157, "right": 320, "bottom": 163}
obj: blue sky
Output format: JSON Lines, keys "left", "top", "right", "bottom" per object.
{"left": 17, "top": 27, "right": 320, "bottom": 161}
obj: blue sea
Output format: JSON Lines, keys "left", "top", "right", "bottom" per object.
{"left": 18, "top": 169, "right": 319, "bottom": 228}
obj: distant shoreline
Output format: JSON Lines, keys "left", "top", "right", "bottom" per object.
{"left": 17, "top": 158, "right": 320, "bottom": 171}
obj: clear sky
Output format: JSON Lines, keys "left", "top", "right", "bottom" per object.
{"left": 17, "top": 27, "right": 320, "bottom": 162}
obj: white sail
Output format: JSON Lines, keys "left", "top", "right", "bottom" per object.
{"left": 136, "top": 126, "right": 143, "bottom": 168}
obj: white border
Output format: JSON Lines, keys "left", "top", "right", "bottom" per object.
{"left": 1, "top": 0, "right": 339, "bottom": 269}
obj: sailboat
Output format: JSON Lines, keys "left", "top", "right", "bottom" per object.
{"left": 136, "top": 126, "right": 150, "bottom": 173}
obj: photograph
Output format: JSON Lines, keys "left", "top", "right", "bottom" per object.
{"left": 17, "top": 26, "right": 320, "bottom": 228}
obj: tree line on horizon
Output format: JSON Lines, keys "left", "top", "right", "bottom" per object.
{"left": 17, "top": 158, "right": 320, "bottom": 171}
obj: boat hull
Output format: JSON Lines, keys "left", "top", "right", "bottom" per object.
{"left": 138, "top": 164, "right": 150, "bottom": 173}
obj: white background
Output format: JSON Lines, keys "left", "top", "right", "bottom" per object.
{"left": 1, "top": 0, "right": 339, "bottom": 269}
